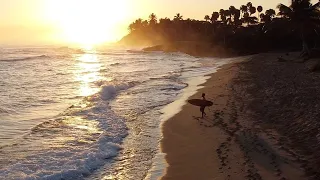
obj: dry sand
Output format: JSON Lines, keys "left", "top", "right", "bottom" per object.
{"left": 161, "top": 54, "right": 314, "bottom": 180}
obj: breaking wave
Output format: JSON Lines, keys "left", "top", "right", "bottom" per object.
{"left": 0, "top": 55, "right": 50, "bottom": 62}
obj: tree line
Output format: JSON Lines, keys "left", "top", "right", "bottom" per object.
{"left": 122, "top": 0, "right": 320, "bottom": 57}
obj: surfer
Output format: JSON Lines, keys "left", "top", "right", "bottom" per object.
{"left": 200, "top": 93, "right": 207, "bottom": 118}
{"left": 187, "top": 93, "right": 213, "bottom": 118}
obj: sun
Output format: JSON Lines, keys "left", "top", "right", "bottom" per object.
{"left": 45, "top": 0, "right": 128, "bottom": 46}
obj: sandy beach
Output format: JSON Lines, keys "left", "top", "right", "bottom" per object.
{"left": 161, "top": 53, "right": 320, "bottom": 180}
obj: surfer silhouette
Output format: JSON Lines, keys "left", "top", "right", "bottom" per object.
{"left": 200, "top": 93, "right": 207, "bottom": 118}
{"left": 187, "top": 93, "right": 213, "bottom": 118}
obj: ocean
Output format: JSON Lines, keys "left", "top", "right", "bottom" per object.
{"left": 0, "top": 46, "right": 235, "bottom": 179}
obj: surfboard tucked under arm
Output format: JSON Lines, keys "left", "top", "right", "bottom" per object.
{"left": 188, "top": 99, "right": 213, "bottom": 107}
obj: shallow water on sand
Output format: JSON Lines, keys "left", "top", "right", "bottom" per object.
{"left": 0, "top": 46, "right": 235, "bottom": 179}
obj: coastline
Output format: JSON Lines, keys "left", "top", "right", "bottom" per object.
{"left": 145, "top": 75, "right": 212, "bottom": 180}
{"left": 160, "top": 61, "right": 248, "bottom": 180}
{"left": 144, "top": 56, "right": 242, "bottom": 180}
{"left": 160, "top": 53, "right": 319, "bottom": 179}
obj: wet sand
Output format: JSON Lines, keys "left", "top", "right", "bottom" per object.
{"left": 161, "top": 54, "right": 316, "bottom": 180}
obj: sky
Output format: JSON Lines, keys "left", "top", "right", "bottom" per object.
{"left": 0, "top": 0, "right": 317, "bottom": 46}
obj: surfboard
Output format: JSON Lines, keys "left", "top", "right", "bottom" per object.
{"left": 188, "top": 99, "right": 213, "bottom": 107}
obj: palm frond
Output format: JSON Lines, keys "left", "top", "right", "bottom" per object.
{"left": 277, "top": 3, "right": 290, "bottom": 10}
{"left": 277, "top": 3, "right": 292, "bottom": 17}
{"left": 311, "top": 2, "right": 320, "bottom": 9}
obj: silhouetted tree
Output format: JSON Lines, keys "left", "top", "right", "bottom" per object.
{"left": 149, "top": 13, "right": 157, "bottom": 26}
{"left": 260, "top": 9, "right": 274, "bottom": 24}
{"left": 226, "top": 6, "right": 241, "bottom": 27}
{"left": 228, "top": 6, "right": 236, "bottom": 24}
{"left": 219, "top": 9, "right": 227, "bottom": 24}
{"left": 211, "top": 12, "right": 220, "bottom": 23}
{"left": 124, "top": 0, "right": 320, "bottom": 57}
{"left": 249, "top": 6, "right": 257, "bottom": 15}
{"left": 204, "top": 15, "right": 210, "bottom": 22}
{"left": 229, "top": 6, "right": 237, "bottom": 14}
{"left": 174, "top": 13, "right": 183, "bottom": 21}
{"left": 129, "top": 18, "right": 144, "bottom": 32}
{"left": 260, "top": 13, "right": 268, "bottom": 23}
{"left": 277, "top": 0, "right": 320, "bottom": 57}
{"left": 159, "top": 18, "right": 172, "bottom": 28}
{"left": 240, "top": 5, "right": 248, "bottom": 18}
{"left": 257, "top": 6, "right": 263, "bottom": 21}
{"left": 242, "top": 10, "right": 258, "bottom": 25}
{"left": 234, "top": 9, "right": 242, "bottom": 27}
{"left": 260, "top": 8, "right": 276, "bottom": 24}
{"left": 257, "top": 6, "right": 263, "bottom": 13}
{"left": 142, "top": 20, "right": 149, "bottom": 27}
{"left": 224, "top": 9, "right": 232, "bottom": 25}
{"left": 265, "top": 9, "right": 276, "bottom": 18}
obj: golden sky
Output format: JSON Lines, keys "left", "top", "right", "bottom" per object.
{"left": 0, "top": 0, "right": 316, "bottom": 46}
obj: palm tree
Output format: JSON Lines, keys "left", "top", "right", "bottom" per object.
{"left": 211, "top": 12, "right": 220, "bottom": 23}
{"left": 240, "top": 3, "right": 257, "bottom": 25}
{"left": 242, "top": 9, "right": 259, "bottom": 26}
{"left": 203, "top": 15, "right": 211, "bottom": 35}
{"left": 204, "top": 15, "right": 210, "bottom": 22}
{"left": 225, "top": 9, "right": 233, "bottom": 25}
{"left": 219, "top": 9, "right": 227, "bottom": 24}
{"left": 243, "top": 12, "right": 250, "bottom": 24}
{"left": 260, "top": 13, "right": 267, "bottom": 23}
{"left": 234, "top": 9, "right": 242, "bottom": 27}
{"left": 229, "top": 6, "right": 237, "bottom": 13}
{"left": 227, "top": 6, "right": 241, "bottom": 27}
{"left": 228, "top": 6, "right": 236, "bottom": 23}
{"left": 142, "top": 20, "right": 149, "bottom": 28}
{"left": 240, "top": 5, "right": 248, "bottom": 18}
{"left": 159, "top": 18, "right": 172, "bottom": 28}
{"left": 257, "top": 6, "right": 263, "bottom": 21}
{"left": 265, "top": 9, "right": 276, "bottom": 18}
{"left": 277, "top": 0, "right": 320, "bottom": 57}
{"left": 149, "top": 13, "right": 157, "bottom": 26}
{"left": 257, "top": 6, "right": 263, "bottom": 13}
{"left": 249, "top": 6, "right": 257, "bottom": 16}
{"left": 129, "top": 18, "right": 144, "bottom": 32}
{"left": 174, "top": 13, "right": 183, "bottom": 21}
{"left": 228, "top": 6, "right": 237, "bottom": 25}
{"left": 260, "top": 9, "right": 276, "bottom": 24}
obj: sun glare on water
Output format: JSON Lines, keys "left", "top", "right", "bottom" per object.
{"left": 45, "top": 0, "right": 128, "bottom": 47}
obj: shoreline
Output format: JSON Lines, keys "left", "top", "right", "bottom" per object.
{"left": 160, "top": 61, "right": 245, "bottom": 180}
{"left": 144, "top": 75, "right": 211, "bottom": 180}
{"left": 144, "top": 57, "right": 244, "bottom": 180}
{"left": 160, "top": 53, "right": 314, "bottom": 179}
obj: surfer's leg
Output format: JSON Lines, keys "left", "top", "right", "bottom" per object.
{"left": 200, "top": 107, "right": 205, "bottom": 118}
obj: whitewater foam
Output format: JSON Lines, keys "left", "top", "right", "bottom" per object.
{"left": 0, "top": 141, "right": 123, "bottom": 180}
{"left": 0, "top": 93, "right": 128, "bottom": 180}
{"left": 87, "top": 82, "right": 138, "bottom": 102}
{"left": 0, "top": 47, "right": 238, "bottom": 180}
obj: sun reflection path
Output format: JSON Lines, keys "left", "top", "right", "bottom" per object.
{"left": 74, "top": 52, "right": 103, "bottom": 97}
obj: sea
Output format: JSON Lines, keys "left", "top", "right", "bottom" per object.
{"left": 0, "top": 46, "right": 238, "bottom": 180}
